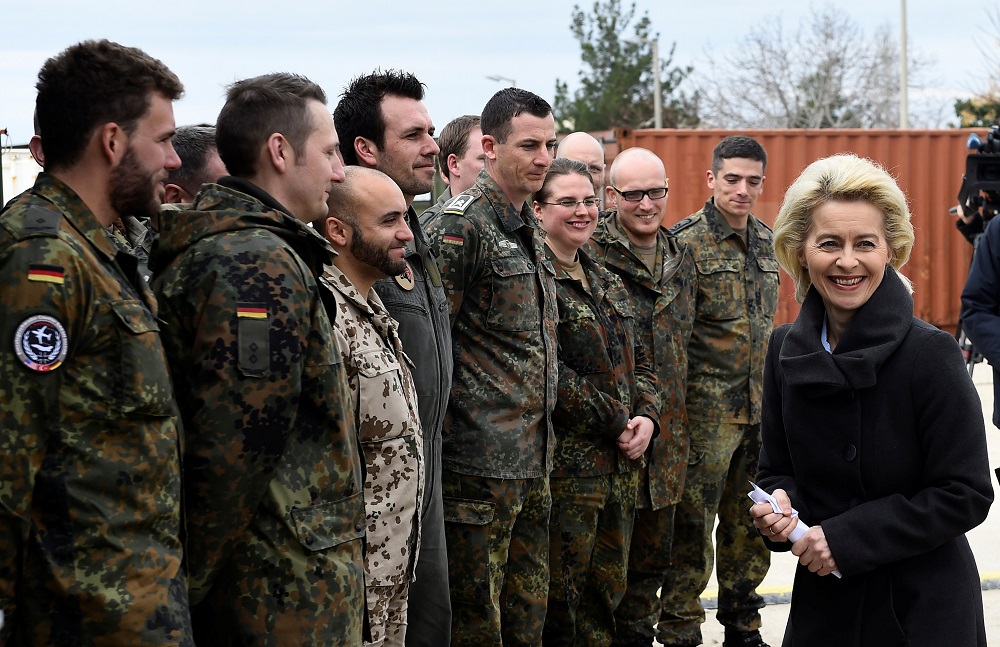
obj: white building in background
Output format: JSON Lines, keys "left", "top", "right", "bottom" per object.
{"left": 1, "top": 147, "right": 41, "bottom": 206}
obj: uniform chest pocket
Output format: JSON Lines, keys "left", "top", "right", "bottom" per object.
{"left": 349, "top": 347, "right": 417, "bottom": 442}
{"left": 487, "top": 255, "right": 540, "bottom": 332}
{"left": 755, "top": 256, "right": 781, "bottom": 317}
{"left": 697, "top": 258, "right": 743, "bottom": 321}
{"left": 558, "top": 308, "right": 610, "bottom": 375}
{"left": 111, "top": 300, "right": 174, "bottom": 416}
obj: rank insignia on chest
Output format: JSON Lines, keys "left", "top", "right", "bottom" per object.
{"left": 15, "top": 314, "right": 68, "bottom": 372}
{"left": 27, "top": 264, "right": 65, "bottom": 284}
{"left": 395, "top": 261, "right": 415, "bottom": 291}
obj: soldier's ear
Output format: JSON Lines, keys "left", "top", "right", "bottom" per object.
{"left": 482, "top": 135, "right": 498, "bottom": 162}
{"left": 266, "top": 133, "right": 291, "bottom": 174}
{"left": 446, "top": 153, "right": 461, "bottom": 180}
{"left": 100, "top": 122, "right": 128, "bottom": 166}
{"left": 355, "top": 137, "right": 378, "bottom": 167}
{"left": 325, "top": 216, "right": 350, "bottom": 247}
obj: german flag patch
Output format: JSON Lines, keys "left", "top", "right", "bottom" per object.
{"left": 443, "top": 235, "right": 464, "bottom": 246}
{"left": 27, "top": 264, "right": 65, "bottom": 284}
{"left": 237, "top": 304, "right": 268, "bottom": 319}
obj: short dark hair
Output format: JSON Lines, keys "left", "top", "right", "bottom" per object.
{"left": 437, "top": 115, "right": 480, "bottom": 180}
{"left": 534, "top": 158, "right": 592, "bottom": 203}
{"left": 334, "top": 69, "right": 425, "bottom": 166}
{"left": 168, "top": 124, "right": 219, "bottom": 195}
{"left": 712, "top": 135, "right": 767, "bottom": 174}
{"left": 481, "top": 88, "right": 551, "bottom": 144}
{"left": 216, "top": 73, "right": 326, "bottom": 178}
{"left": 35, "top": 39, "right": 183, "bottom": 171}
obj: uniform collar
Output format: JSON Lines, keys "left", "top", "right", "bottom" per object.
{"left": 476, "top": 169, "right": 539, "bottom": 234}
{"left": 34, "top": 173, "right": 119, "bottom": 261}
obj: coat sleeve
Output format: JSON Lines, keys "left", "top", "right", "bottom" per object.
{"left": 0, "top": 236, "right": 85, "bottom": 633}
{"left": 961, "top": 217, "right": 1000, "bottom": 366}
{"left": 820, "top": 329, "right": 994, "bottom": 576}
{"left": 555, "top": 360, "right": 632, "bottom": 440}
{"left": 154, "top": 238, "right": 314, "bottom": 603}
{"left": 756, "top": 325, "right": 814, "bottom": 552}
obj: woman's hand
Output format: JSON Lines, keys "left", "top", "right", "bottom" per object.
{"left": 749, "top": 488, "right": 798, "bottom": 542}
{"left": 791, "top": 526, "right": 839, "bottom": 576}
{"left": 617, "top": 416, "right": 653, "bottom": 460}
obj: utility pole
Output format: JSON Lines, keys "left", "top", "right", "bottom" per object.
{"left": 652, "top": 38, "right": 662, "bottom": 129}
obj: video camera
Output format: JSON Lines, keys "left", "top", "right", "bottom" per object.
{"left": 957, "top": 125, "right": 1000, "bottom": 225}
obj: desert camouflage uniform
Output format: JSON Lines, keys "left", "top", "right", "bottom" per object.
{"left": 418, "top": 186, "right": 451, "bottom": 229}
{"left": 541, "top": 245, "right": 660, "bottom": 647}
{"left": 424, "top": 169, "right": 558, "bottom": 647}
{"left": 657, "top": 198, "right": 779, "bottom": 644}
{"left": 585, "top": 212, "right": 697, "bottom": 646}
{"left": 322, "top": 264, "right": 424, "bottom": 647}
{"left": 373, "top": 206, "right": 453, "bottom": 647}
{"left": 0, "top": 173, "right": 192, "bottom": 645}
{"left": 150, "top": 177, "right": 366, "bottom": 646}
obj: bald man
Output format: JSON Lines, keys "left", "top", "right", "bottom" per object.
{"left": 321, "top": 166, "right": 423, "bottom": 647}
{"left": 558, "top": 131, "right": 606, "bottom": 195}
{"left": 583, "top": 147, "right": 697, "bottom": 647}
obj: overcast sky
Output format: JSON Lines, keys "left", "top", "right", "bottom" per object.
{"left": 0, "top": 0, "right": 992, "bottom": 146}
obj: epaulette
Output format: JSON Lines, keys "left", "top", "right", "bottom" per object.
{"left": 20, "top": 206, "right": 63, "bottom": 238}
{"left": 669, "top": 215, "right": 699, "bottom": 235}
{"left": 753, "top": 216, "right": 774, "bottom": 233}
{"left": 442, "top": 187, "right": 482, "bottom": 216}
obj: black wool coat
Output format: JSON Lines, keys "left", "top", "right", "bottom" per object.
{"left": 757, "top": 269, "right": 994, "bottom": 647}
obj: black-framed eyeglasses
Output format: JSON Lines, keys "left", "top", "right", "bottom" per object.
{"left": 611, "top": 185, "right": 668, "bottom": 202}
{"left": 541, "top": 198, "right": 600, "bottom": 209}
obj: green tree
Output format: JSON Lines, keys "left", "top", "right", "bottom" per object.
{"left": 553, "top": 0, "right": 699, "bottom": 133}
{"left": 955, "top": 91, "right": 1000, "bottom": 128}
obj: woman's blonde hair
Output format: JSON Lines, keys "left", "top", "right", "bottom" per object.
{"left": 773, "top": 153, "right": 914, "bottom": 302}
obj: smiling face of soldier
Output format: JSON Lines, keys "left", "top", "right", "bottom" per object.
{"left": 483, "top": 112, "right": 557, "bottom": 207}
{"left": 371, "top": 95, "right": 439, "bottom": 204}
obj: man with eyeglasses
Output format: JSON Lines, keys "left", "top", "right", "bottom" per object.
{"left": 584, "top": 147, "right": 697, "bottom": 647}
{"left": 657, "top": 135, "right": 779, "bottom": 647}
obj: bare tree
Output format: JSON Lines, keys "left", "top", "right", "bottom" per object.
{"left": 696, "top": 6, "right": 927, "bottom": 129}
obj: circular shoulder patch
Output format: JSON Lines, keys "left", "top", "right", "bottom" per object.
{"left": 394, "top": 261, "right": 415, "bottom": 291}
{"left": 14, "top": 315, "right": 68, "bottom": 372}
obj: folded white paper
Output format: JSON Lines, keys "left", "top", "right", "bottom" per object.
{"left": 748, "top": 481, "right": 842, "bottom": 578}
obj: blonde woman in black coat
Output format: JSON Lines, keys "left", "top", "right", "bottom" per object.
{"left": 750, "top": 154, "right": 993, "bottom": 646}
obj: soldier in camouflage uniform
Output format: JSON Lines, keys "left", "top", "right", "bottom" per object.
{"left": 533, "top": 158, "right": 660, "bottom": 647}
{"left": 335, "top": 69, "right": 455, "bottom": 647}
{"left": 658, "top": 136, "right": 779, "bottom": 647}
{"left": 162, "top": 124, "right": 228, "bottom": 205}
{"left": 418, "top": 114, "right": 485, "bottom": 228}
{"left": 320, "top": 167, "right": 424, "bottom": 647}
{"left": 30, "top": 124, "right": 155, "bottom": 284}
{"left": 423, "top": 88, "right": 559, "bottom": 647}
{"left": 583, "top": 148, "right": 697, "bottom": 647}
{"left": 150, "top": 73, "right": 367, "bottom": 646}
{"left": 0, "top": 40, "right": 193, "bottom": 645}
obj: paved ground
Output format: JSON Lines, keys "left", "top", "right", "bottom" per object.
{"left": 693, "top": 365, "right": 1000, "bottom": 646}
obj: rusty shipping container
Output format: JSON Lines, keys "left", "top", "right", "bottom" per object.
{"left": 613, "top": 128, "right": 983, "bottom": 331}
